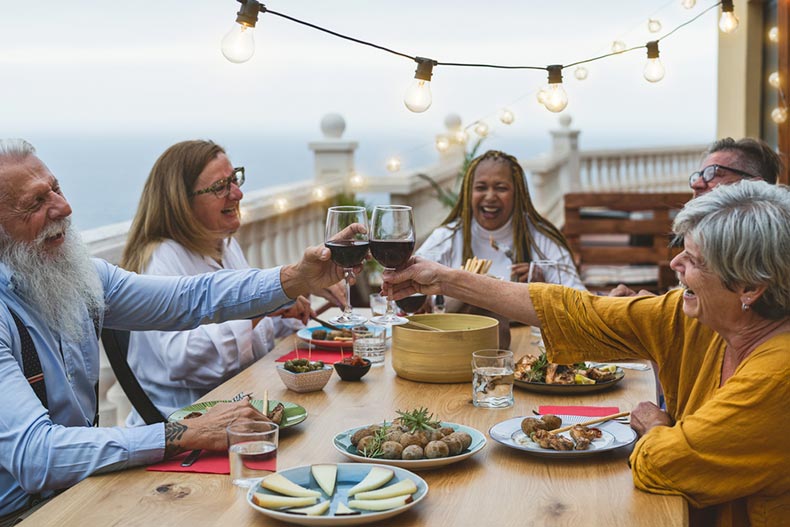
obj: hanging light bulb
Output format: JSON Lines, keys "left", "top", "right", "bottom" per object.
{"left": 454, "top": 129, "right": 469, "bottom": 143}
{"left": 435, "top": 135, "right": 450, "bottom": 152}
{"left": 772, "top": 107, "right": 788, "bottom": 124}
{"left": 681, "top": 0, "right": 696, "bottom": 9}
{"left": 404, "top": 57, "right": 436, "bottom": 113}
{"left": 386, "top": 156, "right": 402, "bottom": 172}
{"left": 768, "top": 26, "right": 779, "bottom": 43}
{"left": 719, "top": 0, "right": 739, "bottom": 33}
{"left": 474, "top": 122, "right": 490, "bottom": 137}
{"left": 274, "top": 197, "right": 289, "bottom": 212}
{"left": 643, "top": 41, "right": 666, "bottom": 83}
{"left": 647, "top": 19, "right": 662, "bottom": 33}
{"left": 349, "top": 172, "right": 365, "bottom": 189}
{"left": 312, "top": 187, "right": 327, "bottom": 201}
{"left": 536, "top": 87, "right": 549, "bottom": 105}
{"left": 769, "top": 72, "right": 781, "bottom": 89}
{"left": 574, "top": 66, "right": 589, "bottom": 80}
{"left": 541, "top": 65, "right": 568, "bottom": 113}
{"left": 221, "top": 0, "right": 263, "bottom": 63}
{"left": 499, "top": 109, "right": 515, "bottom": 125}
{"left": 611, "top": 40, "right": 626, "bottom": 53}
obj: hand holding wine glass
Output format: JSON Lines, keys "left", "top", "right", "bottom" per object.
{"left": 369, "top": 205, "right": 415, "bottom": 325}
{"left": 325, "top": 206, "right": 369, "bottom": 326}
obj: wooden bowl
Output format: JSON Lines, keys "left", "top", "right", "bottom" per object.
{"left": 391, "top": 314, "right": 499, "bottom": 383}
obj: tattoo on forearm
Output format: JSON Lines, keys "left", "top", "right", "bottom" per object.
{"left": 164, "top": 421, "right": 188, "bottom": 458}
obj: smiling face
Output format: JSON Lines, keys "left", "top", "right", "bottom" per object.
{"left": 0, "top": 155, "right": 72, "bottom": 254}
{"left": 190, "top": 153, "right": 243, "bottom": 240}
{"left": 471, "top": 158, "right": 516, "bottom": 231}
{"left": 670, "top": 235, "right": 742, "bottom": 329}
{"left": 691, "top": 151, "right": 756, "bottom": 199}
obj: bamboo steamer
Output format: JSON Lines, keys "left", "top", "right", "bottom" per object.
{"left": 391, "top": 314, "right": 499, "bottom": 383}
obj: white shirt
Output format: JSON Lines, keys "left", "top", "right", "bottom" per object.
{"left": 125, "top": 238, "right": 302, "bottom": 426}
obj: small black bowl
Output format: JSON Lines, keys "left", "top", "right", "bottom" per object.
{"left": 334, "top": 358, "right": 372, "bottom": 381}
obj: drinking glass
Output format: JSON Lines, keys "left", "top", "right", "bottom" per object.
{"left": 471, "top": 349, "right": 515, "bottom": 408}
{"left": 369, "top": 205, "right": 415, "bottom": 325}
{"left": 227, "top": 420, "right": 278, "bottom": 487}
{"left": 395, "top": 293, "right": 427, "bottom": 316}
{"left": 352, "top": 325, "right": 387, "bottom": 365}
{"left": 325, "top": 206, "right": 369, "bottom": 326}
{"left": 369, "top": 293, "right": 388, "bottom": 317}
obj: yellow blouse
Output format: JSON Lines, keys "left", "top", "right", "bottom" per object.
{"left": 531, "top": 284, "right": 790, "bottom": 527}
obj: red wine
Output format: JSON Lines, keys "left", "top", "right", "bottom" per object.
{"left": 369, "top": 240, "right": 414, "bottom": 268}
{"left": 395, "top": 293, "right": 427, "bottom": 314}
{"left": 325, "top": 240, "right": 369, "bottom": 268}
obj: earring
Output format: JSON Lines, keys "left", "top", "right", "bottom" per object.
{"left": 741, "top": 299, "right": 751, "bottom": 312}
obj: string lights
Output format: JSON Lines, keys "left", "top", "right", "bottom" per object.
{"left": 644, "top": 41, "right": 666, "bottom": 82}
{"left": 718, "top": 0, "right": 739, "bottom": 33}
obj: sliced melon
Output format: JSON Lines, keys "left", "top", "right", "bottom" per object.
{"left": 261, "top": 473, "right": 321, "bottom": 498}
{"left": 348, "top": 495, "right": 413, "bottom": 511}
{"left": 284, "top": 500, "right": 330, "bottom": 516}
{"left": 346, "top": 467, "right": 394, "bottom": 496}
{"left": 334, "top": 502, "right": 361, "bottom": 516}
{"left": 354, "top": 479, "right": 417, "bottom": 500}
{"left": 311, "top": 464, "right": 337, "bottom": 496}
{"left": 252, "top": 493, "right": 318, "bottom": 509}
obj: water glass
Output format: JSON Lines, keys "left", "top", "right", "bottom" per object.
{"left": 369, "top": 293, "right": 388, "bottom": 317}
{"left": 227, "top": 420, "right": 278, "bottom": 487}
{"left": 471, "top": 349, "right": 515, "bottom": 408}
{"left": 352, "top": 325, "right": 387, "bottom": 365}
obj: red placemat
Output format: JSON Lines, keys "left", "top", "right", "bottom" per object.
{"left": 275, "top": 348, "right": 350, "bottom": 364}
{"left": 538, "top": 405, "right": 619, "bottom": 417}
{"left": 146, "top": 451, "right": 277, "bottom": 474}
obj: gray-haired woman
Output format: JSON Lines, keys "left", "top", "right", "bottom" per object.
{"left": 384, "top": 180, "right": 790, "bottom": 527}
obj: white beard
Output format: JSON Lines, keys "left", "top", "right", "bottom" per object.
{"left": 0, "top": 219, "right": 105, "bottom": 341}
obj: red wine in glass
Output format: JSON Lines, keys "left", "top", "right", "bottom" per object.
{"left": 369, "top": 205, "right": 415, "bottom": 326}
{"left": 325, "top": 240, "right": 370, "bottom": 268}
{"left": 395, "top": 293, "right": 427, "bottom": 315}
{"left": 325, "top": 206, "right": 369, "bottom": 326}
{"left": 368, "top": 240, "right": 414, "bottom": 269}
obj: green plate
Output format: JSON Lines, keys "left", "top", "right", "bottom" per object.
{"left": 168, "top": 399, "right": 307, "bottom": 429}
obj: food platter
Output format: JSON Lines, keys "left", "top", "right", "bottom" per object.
{"left": 333, "top": 422, "right": 486, "bottom": 470}
{"left": 489, "top": 414, "right": 637, "bottom": 459}
{"left": 246, "top": 463, "right": 428, "bottom": 526}
{"left": 514, "top": 367, "right": 625, "bottom": 394}
{"left": 168, "top": 399, "right": 307, "bottom": 429}
{"left": 297, "top": 326, "right": 391, "bottom": 350}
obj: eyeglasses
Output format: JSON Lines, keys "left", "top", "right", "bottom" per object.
{"left": 688, "top": 164, "right": 756, "bottom": 188}
{"left": 189, "top": 167, "right": 245, "bottom": 198}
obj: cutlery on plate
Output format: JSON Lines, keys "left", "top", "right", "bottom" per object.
{"left": 549, "top": 411, "right": 631, "bottom": 435}
{"left": 309, "top": 315, "right": 348, "bottom": 332}
{"left": 586, "top": 361, "right": 650, "bottom": 371}
{"left": 182, "top": 391, "right": 252, "bottom": 467}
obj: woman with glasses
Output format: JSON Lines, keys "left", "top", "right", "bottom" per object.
{"left": 120, "top": 140, "right": 314, "bottom": 426}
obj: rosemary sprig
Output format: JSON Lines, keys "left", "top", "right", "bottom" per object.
{"left": 396, "top": 407, "right": 441, "bottom": 432}
{"left": 359, "top": 422, "right": 390, "bottom": 458}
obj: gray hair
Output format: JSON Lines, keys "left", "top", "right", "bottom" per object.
{"left": 673, "top": 180, "right": 790, "bottom": 319}
{"left": 705, "top": 137, "right": 783, "bottom": 185}
{"left": 0, "top": 138, "right": 36, "bottom": 162}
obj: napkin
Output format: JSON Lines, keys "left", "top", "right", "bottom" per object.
{"left": 538, "top": 405, "right": 619, "bottom": 417}
{"left": 146, "top": 451, "right": 277, "bottom": 474}
{"left": 276, "top": 349, "right": 349, "bottom": 364}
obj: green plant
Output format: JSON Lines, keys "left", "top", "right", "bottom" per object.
{"left": 416, "top": 137, "right": 486, "bottom": 209}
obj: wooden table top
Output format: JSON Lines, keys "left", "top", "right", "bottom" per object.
{"left": 30, "top": 323, "right": 688, "bottom": 526}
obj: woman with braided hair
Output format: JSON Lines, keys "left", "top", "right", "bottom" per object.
{"left": 416, "top": 150, "right": 584, "bottom": 346}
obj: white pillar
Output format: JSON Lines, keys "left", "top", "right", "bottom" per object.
{"left": 550, "top": 115, "right": 581, "bottom": 193}
{"left": 307, "top": 113, "right": 358, "bottom": 183}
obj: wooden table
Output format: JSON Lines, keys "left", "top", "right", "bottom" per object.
{"left": 29, "top": 325, "right": 688, "bottom": 526}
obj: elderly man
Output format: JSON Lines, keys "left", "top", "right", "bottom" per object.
{"left": 0, "top": 139, "right": 353, "bottom": 523}
{"left": 609, "top": 136, "right": 784, "bottom": 297}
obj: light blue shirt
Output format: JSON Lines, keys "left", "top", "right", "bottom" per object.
{"left": 0, "top": 258, "right": 291, "bottom": 516}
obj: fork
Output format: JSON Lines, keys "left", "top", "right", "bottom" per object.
{"left": 489, "top": 236, "right": 514, "bottom": 261}
{"left": 181, "top": 391, "right": 252, "bottom": 466}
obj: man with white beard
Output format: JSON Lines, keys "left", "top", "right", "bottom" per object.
{"left": 0, "top": 139, "right": 355, "bottom": 523}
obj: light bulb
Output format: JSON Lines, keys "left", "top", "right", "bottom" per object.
{"left": 643, "top": 41, "right": 665, "bottom": 83}
{"left": 536, "top": 86, "right": 549, "bottom": 105}
{"left": 404, "top": 58, "right": 435, "bottom": 113}
{"left": 574, "top": 66, "right": 589, "bottom": 80}
{"left": 771, "top": 107, "right": 788, "bottom": 124}
{"left": 719, "top": 0, "right": 739, "bottom": 33}
{"left": 647, "top": 19, "right": 662, "bottom": 33}
{"left": 681, "top": 0, "right": 696, "bottom": 8}
{"left": 312, "top": 187, "right": 326, "bottom": 201}
{"left": 435, "top": 135, "right": 450, "bottom": 152}
{"left": 274, "top": 198, "right": 289, "bottom": 212}
{"left": 611, "top": 40, "right": 626, "bottom": 53}
{"left": 454, "top": 129, "right": 469, "bottom": 143}
{"left": 768, "top": 26, "right": 779, "bottom": 43}
{"left": 769, "top": 72, "right": 780, "bottom": 89}
{"left": 349, "top": 172, "right": 365, "bottom": 189}
{"left": 544, "top": 84, "right": 568, "bottom": 112}
{"left": 221, "top": 23, "right": 255, "bottom": 63}
{"left": 499, "top": 109, "right": 515, "bottom": 125}
{"left": 386, "top": 157, "right": 401, "bottom": 172}
{"left": 474, "top": 122, "right": 490, "bottom": 137}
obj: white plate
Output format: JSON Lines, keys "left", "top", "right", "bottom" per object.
{"left": 333, "top": 422, "right": 486, "bottom": 470}
{"left": 489, "top": 415, "right": 637, "bottom": 459}
{"left": 246, "top": 463, "right": 427, "bottom": 526}
{"left": 297, "top": 326, "right": 392, "bottom": 350}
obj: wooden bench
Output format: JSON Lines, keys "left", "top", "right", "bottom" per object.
{"left": 562, "top": 192, "right": 691, "bottom": 294}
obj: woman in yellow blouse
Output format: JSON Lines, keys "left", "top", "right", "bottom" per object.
{"left": 383, "top": 180, "right": 790, "bottom": 527}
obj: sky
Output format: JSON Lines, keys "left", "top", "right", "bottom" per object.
{"left": 0, "top": 0, "right": 721, "bottom": 227}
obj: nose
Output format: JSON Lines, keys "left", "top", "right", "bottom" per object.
{"left": 669, "top": 252, "right": 683, "bottom": 274}
{"left": 48, "top": 191, "right": 72, "bottom": 220}
{"left": 689, "top": 175, "right": 707, "bottom": 192}
{"left": 228, "top": 183, "right": 243, "bottom": 201}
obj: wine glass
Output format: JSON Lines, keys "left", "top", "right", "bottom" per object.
{"left": 395, "top": 293, "right": 427, "bottom": 317}
{"left": 369, "top": 205, "right": 415, "bottom": 325}
{"left": 325, "top": 206, "right": 370, "bottom": 326}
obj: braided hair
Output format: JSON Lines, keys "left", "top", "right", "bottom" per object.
{"left": 441, "top": 150, "right": 574, "bottom": 265}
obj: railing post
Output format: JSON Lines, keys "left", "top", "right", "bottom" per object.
{"left": 307, "top": 113, "right": 358, "bottom": 183}
{"left": 550, "top": 114, "right": 581, "bottom": 193}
